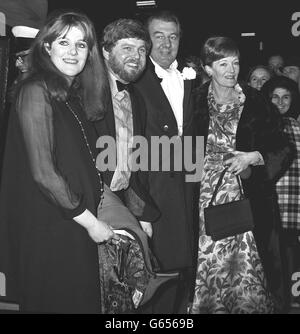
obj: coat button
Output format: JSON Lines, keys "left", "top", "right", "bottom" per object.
{"left": 163, "top": 125, "right": 169, "bottom": 132}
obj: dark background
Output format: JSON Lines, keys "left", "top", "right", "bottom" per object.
{"left": 47, "top": 0, "right": 300, "bottom": 77}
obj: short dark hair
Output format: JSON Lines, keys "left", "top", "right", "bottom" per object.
{"left": 101, "top": 18, "right": 151, "bottom": 53}
{"left": 201, "top": 36, "right": 240, "bottom": 66}
{"left": 145, "top": 10, "right": 182, "bottom": 37}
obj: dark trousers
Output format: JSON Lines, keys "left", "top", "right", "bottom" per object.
{"left": 137, "top": 267, "right": 194, "bottom": 314}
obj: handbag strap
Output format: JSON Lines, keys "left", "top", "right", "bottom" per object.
{"left": 236, "top": 174, "right": 245, "bottom": 199}
{"left": 208, "top": 168, "right": 245, "bottom": 207}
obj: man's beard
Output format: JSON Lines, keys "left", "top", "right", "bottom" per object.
{"left": 108, "top": 54, "right": 144, "bottom": 82}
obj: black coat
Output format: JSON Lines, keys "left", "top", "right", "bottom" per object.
{"left": 193, "top": 80, "right": 295, "bottom": 296}
{"left": 0, "top": 84, "right": 102, "bottom": 312}
{"left": 133, "top": 60, "right": 198, "bottom": 271}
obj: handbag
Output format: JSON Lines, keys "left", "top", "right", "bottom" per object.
{"left": 204, "top": 168, "right": 254, "bottom": 241}
{"left": 97, "top": 184, "right": 179, "bottom": 314}
{"left": 98, "top": 232, "right": 152, "bottom": 314}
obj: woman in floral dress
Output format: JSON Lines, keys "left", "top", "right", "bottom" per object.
{"left": 190, "top": 36, "right": 293, "bottom": 314}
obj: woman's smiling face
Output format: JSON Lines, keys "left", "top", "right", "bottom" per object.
{"left": 45, "top": 25, "right": 89, "bottom": 80}
{"left": 207, "top": 56, "right": 240, "bottom": 89}
{"left": 271, "top": 87, "right": 292, "bottom": 114}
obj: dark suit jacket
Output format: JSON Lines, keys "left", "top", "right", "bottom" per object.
{"left": 93, "top": 84, "right": 160, "bottom": 223}
{"left": 133, "top": 59, "right": 198, "bottom": 271}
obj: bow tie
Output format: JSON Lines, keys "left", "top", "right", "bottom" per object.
{"left": 116, "top": 80, "right": 132, "bottom": 93}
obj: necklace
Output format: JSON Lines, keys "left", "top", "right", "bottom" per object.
{"left": 65, "top": 101, "right": 104, "bottom": 206}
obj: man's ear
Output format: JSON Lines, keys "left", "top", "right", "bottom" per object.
{"left": 102, "top": 46, "right": 109, "bottom": 61}
{"left": 44, "top": 42, "right": 51, "bottom": 55}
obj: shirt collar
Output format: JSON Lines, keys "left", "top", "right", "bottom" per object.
{"left": 150, "top": 57, "right": 179, "bottom": 79}
{"left": 108, "top": 69, "right": 131, "bottom": 97}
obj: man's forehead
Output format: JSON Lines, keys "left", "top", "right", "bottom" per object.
{"left": 269, "top": 56, "right": 283, "bottom": 63}
{"left": 115, "top": 37, "right": 146, "bottom": 47}
{"left": 149, "top": 19, "right": 179, "bottom": 33}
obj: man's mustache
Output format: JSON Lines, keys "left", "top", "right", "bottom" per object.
{"left": 125, "top": 59, "right": 142, "bottom": 66}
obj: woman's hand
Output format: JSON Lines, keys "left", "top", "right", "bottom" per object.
{"left": 87, "top": 219, "right": 120, "bottom": 243}
{"left": 73, "top": 209, "right": 119, "bottom": 243}
{"left": 224, "top": 151, "right": 261, "bottom": 175}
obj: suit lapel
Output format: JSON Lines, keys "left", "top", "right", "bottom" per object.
{"left": 146, "top": 61, "right": 178, "bottom": 130}
{"left": 130, "top": 90, "right": 141, "bottom": 136}
{"left": 183, "top": 79, "right": 192, "bottom": 131}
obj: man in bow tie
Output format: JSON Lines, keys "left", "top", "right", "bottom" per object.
{"left": 94, "top": 18, "right": 160, "bottom": 239}
{"left": 134, "top": 10, "right": 198, "bottom": 314}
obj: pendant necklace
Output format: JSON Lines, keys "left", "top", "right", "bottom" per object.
{"left": 66, "top": 101, "right": 104, "bottom": 206}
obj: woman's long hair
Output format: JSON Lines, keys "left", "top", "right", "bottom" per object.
{"left": 17, "top": 10, "right": 110, "bottom": 120}
{"left": 261, "top": 75, "right": 300, "bottom": 120}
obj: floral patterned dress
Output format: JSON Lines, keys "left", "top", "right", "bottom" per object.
{"left": 190, "top": 84, "right": 275, "bottom": 314}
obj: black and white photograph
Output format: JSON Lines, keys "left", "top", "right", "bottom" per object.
{"left": 0, "top": 0, "right": 300, "bottom": 317}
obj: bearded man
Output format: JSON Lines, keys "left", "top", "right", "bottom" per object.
{"left": 94, "top": 18, "right": 159, "bottom": 238}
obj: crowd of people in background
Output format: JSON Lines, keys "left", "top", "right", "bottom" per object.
{"left": 0, "top": 3, "right": 300, "bottom": 315}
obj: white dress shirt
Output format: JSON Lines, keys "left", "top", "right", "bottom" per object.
{"left": 150, "top": 57, "right": 184, "bottom": 136}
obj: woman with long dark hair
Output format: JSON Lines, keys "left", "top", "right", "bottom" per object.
{"left": 0, "top": 10, "right": 116, "bottom": 313}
